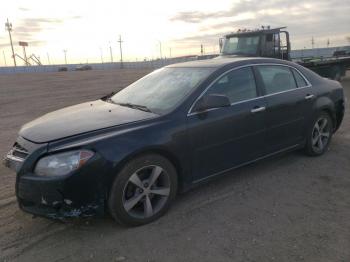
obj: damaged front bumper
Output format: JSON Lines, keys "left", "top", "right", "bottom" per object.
{"left": 16, "top": 174, "right": 104, "bottom": 219}
{"left": 3, "top": 137, "right": 106, "bottom": 220}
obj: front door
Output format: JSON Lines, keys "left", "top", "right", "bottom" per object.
{"left": 187, "top": 66, "right": 267, "bottom": 182}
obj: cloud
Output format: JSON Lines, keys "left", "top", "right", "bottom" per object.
{"left": 170, "top": 0, "right": 291, "bottom": 23}
{"left": 18, "top": 7, "right": 30, "bottom": 12}
{"left": 170, "top": 10, "right": 229, "bottom": 23}
{"left": 14, "top": 18, "right": 64, "bottom": 40}
{"left": 170, "top": 0, "right": 350, "bottom": 48}
{"left": 70, "top": 15, "right": 82, "bottom": 19}
{"left": 175, "top": 32, "right": 224, "bottom": 46}
{"left": 29, "top": 40, "right": 47, "bottom": 47}
{"left": 0, "top": 15, "right": 84, "bottom": 51}
{"left": 13, "top": 16, "right": 82, "bottom": 43}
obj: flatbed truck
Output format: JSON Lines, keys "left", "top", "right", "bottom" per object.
{"left": 218, "top": 27, "right": 350, "bottom": 80}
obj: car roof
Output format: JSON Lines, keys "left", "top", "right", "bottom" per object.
{"left": 166, "top": 56, "right": 293, "bottom": 69}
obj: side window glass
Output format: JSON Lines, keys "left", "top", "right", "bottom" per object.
{"left": 291, "top": 68, "right": 308, "bottom": 87}
{"left": 257, "top": 65, "right": 297, "bottom": 94}
{"left": 207, "top": 67, "right": 257, "bottom": 104}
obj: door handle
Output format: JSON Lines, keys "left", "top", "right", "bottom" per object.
{"left": 251, "top": 106, "right": 266, "bottom": 113}
{"left": 305, "top": 94, "right": 314, "bottom": 100}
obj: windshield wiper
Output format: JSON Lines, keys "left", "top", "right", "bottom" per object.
{"left": 116, "top": 102, "right": 153, "bottom": 113}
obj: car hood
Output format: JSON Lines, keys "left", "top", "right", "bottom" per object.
{"left": 19, "top": 100, "right": 157, "bottom": 143}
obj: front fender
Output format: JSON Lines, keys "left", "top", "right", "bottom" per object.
{"left": 48, "top": 116, "right": 190, "bottom": 196}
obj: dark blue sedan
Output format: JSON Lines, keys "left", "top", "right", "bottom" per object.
{"left": 3, "top": 57, "right": 345, "bottom": 226}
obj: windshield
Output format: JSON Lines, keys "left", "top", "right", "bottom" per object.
{"left": 110, "top": 67, "right": 213, "bottom": 114}
{"left": 222, "top": 36, "right": 260, "bottom": 55}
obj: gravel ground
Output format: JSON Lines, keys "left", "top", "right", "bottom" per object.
{"left": 0, "top": 69, "right": 349, "bottom": 262}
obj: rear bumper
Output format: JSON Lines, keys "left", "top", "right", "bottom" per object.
{"left": 334, "top": 99, "right": 345, "bottom": 132}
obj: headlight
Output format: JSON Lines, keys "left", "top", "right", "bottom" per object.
{"left": 34, "top": 150, "right": 94, "bottom": 176}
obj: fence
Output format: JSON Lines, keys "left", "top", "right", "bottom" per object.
{"left": 2, "top": 46, "right": 349, "bottom": 74}
{"left": 0, "top": 56, "right": 198, "bottom": 74}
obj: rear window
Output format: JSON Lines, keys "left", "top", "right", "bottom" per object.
{"left": 291, "top": 68, "right": 308, "bottom": 87}
{"left": 256, "top": 65, "right": 297, "bottom": 95}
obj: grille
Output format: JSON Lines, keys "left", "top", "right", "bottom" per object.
{"left": 11, "top": 143, "right": 29, "bottom": 160}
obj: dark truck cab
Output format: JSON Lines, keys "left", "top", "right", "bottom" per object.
{"left": 219, "top": 27, "right": 350, "bottom": 81}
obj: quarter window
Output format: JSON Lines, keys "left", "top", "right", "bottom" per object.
{"left": 256, "top": 65, "right": 297, "bottom": 95}
{"left": 291, "top": 68, "right": 308, "bottom": 87}
{"left": 206, "top": 67, "right": 257, "bottom": 104}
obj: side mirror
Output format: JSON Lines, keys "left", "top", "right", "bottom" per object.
{"left": 193, "top": 94, "right": 231, "bottom": 112}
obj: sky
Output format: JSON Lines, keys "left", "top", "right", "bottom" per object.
{"left": 0, "top": 0, "right": 349, "bottom": 66}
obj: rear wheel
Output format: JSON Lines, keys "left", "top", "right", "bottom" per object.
{"left": 330, "top": 65, "right": 343, "bottom": 81}
{"left": 108, "top": 154, "right": 177, "bottom": 226}
{"left": 305, "top": 112, "right": 333, "bottom": 156}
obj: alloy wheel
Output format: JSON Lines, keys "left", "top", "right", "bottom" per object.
{"left": 122, "top": 165, "right": 171, "bottom": 219}
{"left": 311, "top": 117, "right": 331, "bottom": 153}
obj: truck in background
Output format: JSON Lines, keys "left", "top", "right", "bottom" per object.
{"left": 218, "top": 27, "right": 350, "bottom": 81}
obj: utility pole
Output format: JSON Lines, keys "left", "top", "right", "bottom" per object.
{"left": 63, "top": 49, "right": 67, "bottom": 64}
{"left": 23, "top": 45, "right": 28, "bottom": 65}
{"left": 200, "top": 44, "right": 204, "bottom": 56}
{"left": 327, "top": 39, "right": 330, "bottom": 47}
{"left": 47, "top": 52, "right": 51, "bottom": 65}
{"left": 19, "top": 41, "right": 29, "bottom": 65}
{"left": 158, "top": 41, "right": 162, "bottom": 59}
{"left": 3, "top": 50, "right": 7, "bottom": 66}
{"left": 99, "top": 47, "right": 104, "bottom": 63}
{"left": 109, "top": 43, "right": 113, "bottom": 63}
{"left": 118, "top": 35, "right": 123, "bottom": 68}
{"left": 5, "top": 18, "right": 16, "bottom": 67}
{"left": 311, "top": 36, "right": 315, "bottom": 49}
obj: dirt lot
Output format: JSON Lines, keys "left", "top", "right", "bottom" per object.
{"left": 0, "top": 69, "right": 349, "bottom": 262}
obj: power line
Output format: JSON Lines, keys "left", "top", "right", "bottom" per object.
{"left": 5, "top": 18, "right": 16, "bottom": 67}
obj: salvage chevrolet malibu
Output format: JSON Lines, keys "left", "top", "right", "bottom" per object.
{"left": 3, "top": 57, "right": 345, "bottom": 226}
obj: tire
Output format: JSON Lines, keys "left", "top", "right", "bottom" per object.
{"left": 305, "top": 111, "right": 333, "bottom": 156}
{"left": 108, "top": 154, "right": 178, "bottom": 226}
{"left": 330, "top": 65, "right": 343, "bottom": 81}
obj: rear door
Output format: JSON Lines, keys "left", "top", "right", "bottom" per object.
{"left": 187, "top": 66, "right": 268, "bottom": 181}
{"left": 254, "top": 65, "right": 313, "bottom": 153}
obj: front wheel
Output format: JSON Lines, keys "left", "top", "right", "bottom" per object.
{"left": 108, "top": 154, "right": 178, "bottom": 226}
{"left": 305, "top": 112, "right": 333, "bottom": 156}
